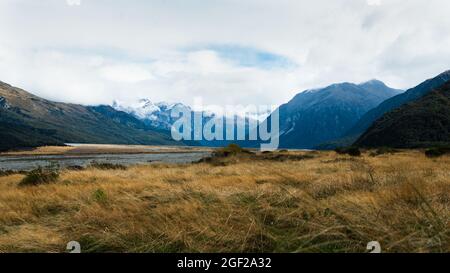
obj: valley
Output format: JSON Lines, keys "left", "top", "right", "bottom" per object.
{"left": 1, "top": 70, "right": 449, "bottom": 254}
{"left": 1, "top": 0, "right": 449, "bottom": 258}
{"left": 0, "top": 144, "right": 212, "bottom": 171}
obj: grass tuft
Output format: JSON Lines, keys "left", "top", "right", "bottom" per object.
{"left": 93, "top": 189, "right": 108, "bottom": 204}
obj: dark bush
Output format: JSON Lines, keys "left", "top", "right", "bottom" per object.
{"left": 261, "top": 153, "right": 315, "bottom": 162}
{"left": 348, "top": 147, "right": 361, "bottom": 156}
{"left": 370, "top": 147, "right": 400, "bottom": 157}
{"left": 425, "top": 146, "right": 450, "bottom": 158}
{"left": 65, "top": 165, "right": 85, "bottom": 171}
{"left": 335, "top": 147, "right": 361, "bottom": 157}
{"left": 347, "top": 147, "right": 361, "bottom": 156}
{"left": 19, "top": 167, "right": 60, "bottom": 187}
{"left": 213, "top": 144, "right": 252, "bottom": 157}
{"left": 335, "top": 147, "right": 347, "bottom": 155}
{"left": 88, "top": 161, "right": 127, "bottom": 170}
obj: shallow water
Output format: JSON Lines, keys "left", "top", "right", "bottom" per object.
{"left": 0, "top": 152, "right": 210, "bottom": 171}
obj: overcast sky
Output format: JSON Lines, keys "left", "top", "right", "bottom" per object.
{"left": 0, "top": 0, "right": 450, "bottom": 107}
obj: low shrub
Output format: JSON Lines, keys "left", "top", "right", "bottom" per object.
{"left": 370, "top": 147, "right": 400, "bottom": 157}
{"left": 261, "top": 153, "right": 315, "bottom": 162}
{"left": 335, "top": 147, "right": 347, "bottom": 155}
{"left": 19, "top": 167, "right": 60, "bottom": 187}
{"left": 213, "top": 144, "right": 252, "bottom": 157}
{"left": 65, "top": 165, "right": 85, "bottom": 171}
{"left": 88, "top": 161, "right": 127, "bottom": 170}
{"left": 335, "top": 146, "right": 361, "bottom": 157}
{"left": 425, "top": 146, "right": 450, "bottom": 158}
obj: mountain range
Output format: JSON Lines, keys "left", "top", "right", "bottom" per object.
{"left": 1, "top": 69, "right": 450, "bottom": 152}
{"left": 113, "top": 99, "right": 194, "bottom": 131}
{"left": 265, "top": 80, "right": 403, "bottom": 149}
{"left": 0, "top": 81, "right": 182, "bottom": 151}
{"left": 112, "top": 99, "right": 261, "bottom": 147}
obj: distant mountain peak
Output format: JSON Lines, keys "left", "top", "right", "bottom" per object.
{"left": 269, "top": 79, "right": 402, "bottom": 149}
{"left": 436, "top": 70, "right": 450, "bottom": 81}
{"left": 343, "top": 69, "right": 450, "bottom": 143}
{"left": 303, "top": 82, "right": 354, "bottom": 94}
{"left": 138, "top": 98, "right": 155, "bottom": 106}
{"left": 304, "top": 80, "right": 391, "bottom": 95}
{"left": 112, "top": 99, "right": 193, "bottom": 130}
{"left": 359, "top": 79, "right": 386, "bottom": 87}
{"left": 156, "top": 101, "right": 190, "bottom": 111}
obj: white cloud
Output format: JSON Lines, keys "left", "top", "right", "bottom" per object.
{"left": 367, "top": 0, "right": 382, "bottom": 6}
{"left": 0, "top": 0, "right": 449, "bottom": 107}
{"left": 66, "top": 0, "right": 81, "bottom": 6}
{"left": 99, "top": 64, "right": 154, "bottom": 83}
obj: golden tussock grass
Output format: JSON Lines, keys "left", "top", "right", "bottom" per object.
{"left": 0, "top": 144, "right": 211, "bottom": 156}
{"left": 0, "top": 146, "right": 76, "bottom": 156}
{"left": 0, "top": 150, "right": 448, "bottom": 253}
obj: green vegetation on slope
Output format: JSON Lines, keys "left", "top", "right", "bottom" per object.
{"left": 356, "top": 81, "right": 450, "bottom": 148}
{"left": 0, "top": 81, "right": 181, "bottom": 151}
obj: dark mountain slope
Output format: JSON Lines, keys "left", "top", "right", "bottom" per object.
{"left": 345, "top": 70, "right": 450, "bottom": 141}
{"left": 0, "top": 81, "right": 180, "bottom": 151}
{"left": 266, "top": 80, "right": 402, "bottom": 149}
{"left": 355, "top": 81, "right": 450, "bottom": 148}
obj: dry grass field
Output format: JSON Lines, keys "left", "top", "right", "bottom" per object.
{"left": 0, "top": 144, "right": 211, "bottom": 156}
{"left": 0, "top": 149, "right": 448, "bottom": 253}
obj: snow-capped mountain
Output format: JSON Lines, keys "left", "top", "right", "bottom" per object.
{"left": 112, "top": 99, "right": 192, "bottom": 130}
{"left": 112, "top": 99, "right": 261, "bottom": 147}
{"left": 113, "top": 99, "right": 259, "bottom": 131}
